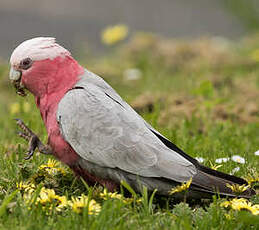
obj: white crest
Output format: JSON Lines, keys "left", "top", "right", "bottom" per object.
{"left": 10, "top": 37, "right": 71, "bottom": 65}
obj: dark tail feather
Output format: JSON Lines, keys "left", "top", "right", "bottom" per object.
{"left": 150, "top": 129, "right": 256, "bottom": 198}
{"left": 191, "top": 164, "right": 256, "bottom": 198}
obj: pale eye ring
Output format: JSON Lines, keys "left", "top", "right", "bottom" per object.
{"left": 20, "top": 57, "right": 33, "bottom": 70}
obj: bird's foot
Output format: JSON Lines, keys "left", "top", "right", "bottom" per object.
{"left": 15, "top": 118, "right": 52, "bottom": 160}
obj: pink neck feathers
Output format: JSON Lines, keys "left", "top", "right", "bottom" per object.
{"left": 29, "top": 56, "right": 84, "bottom": 130}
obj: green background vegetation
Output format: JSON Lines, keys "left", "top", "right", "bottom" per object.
{"left": 2, "top": 2, "right": 259, "bottom": 226}
{"left": 0, "top": 32, "right": 258, "bottom": 229}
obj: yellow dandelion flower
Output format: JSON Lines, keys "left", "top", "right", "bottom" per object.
{"left": 18, "top": 184, "right": 68, "bottom": 212}
{"left": 100, "top": 188, "right": 123, "bottom": 200}
{"left": 221, "top": 198, "right": 259, "bottom": 216}
{"left": 209, "top": 161, "right": 222, "bottom": 170}
{"left": 23, "top": 102, "right": 31, "bottom": 113}
{"left": 251, "top": 49, "right": 259, "bottom": 62}
{"left": 220, "top": 200, "right": 231, "bottom": 208}
{"left": 244, "top": 173, "right": 259, "bottom": 185}
{"left": 44, "top": 167, "right": 66, "bottom": 176}
{"left": 55, "top": 195, "right": 68, "bottom": 212}
{"left": 37, "top": 187, "right": 56, "bottom": 204}
{"left": 250, "top": 204, "right": 259, "bottom": 215}
{"left": 226, "top": 183, "right": 250, "bottom": 194}
{"left": 101, "top": 24, "right": 128, "bottom": 45}
{"left": 16, "top": 181, "right": 35, "bottom": 193}
{"left": 230, "top": 198, "right": 257, "bottom": 215}
{"left": 68, "top": 197, "right": 84, "bottom": 214}
{"left": 246, "top": 177, "right": 259, "bottom": 185}
{"left": 169, "top": 177, "right": 192, "bottom": 195}
{"left": 122, "top": 197, "right": 134, "bottom": 204}
{"left": 100, "top": 188, "right": 137, "bottom": 204}
{"left": 17, "top": 181, "right": 31, "bottom": 190}
{"left": 39, "top": 159, "right": 59, "bottom": 169}
{"left": 9, "top": 102, "right": 20, "bottom": 115}
{"left": 39, "top": 159, "right": 66, "bottom": 175}
{"left": 69, "top": 194, "right": 101, "bottom": 215}
{"left": 230, "top": 198, "right": 251, "bottom": 210}
{"left": 35, "top": 187, "right": 68, "bottom": 212}
{"left": 88, "top": 199, "right": 101, "bottom": 215}
{"left": 121, "top": 197, "right": 143, "bottom": 204}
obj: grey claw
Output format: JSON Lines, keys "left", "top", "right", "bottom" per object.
{"left": 24, "top": 150, "right": 34, "bottom": 160}
{"left": 15, "top": 118, "right": 39, "bottom": 160}
{"left": 14, "top": 118, "right": 24, "bottom": 126}
{"left": 15, "top": 118, "right": 32, "bottom": 135}
{"left": 17, "top": 131, "right": 30, "bottom": 141}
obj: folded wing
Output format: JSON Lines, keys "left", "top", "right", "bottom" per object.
{"left": 57, "top": 70, "right": 196, "bottom": 182}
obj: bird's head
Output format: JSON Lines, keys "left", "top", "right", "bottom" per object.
{"left": 9, "top": 37, "right": 83, "bottom": 98}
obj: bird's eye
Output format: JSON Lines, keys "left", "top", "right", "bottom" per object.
{"left": 20, "top": 58, "right": 32, "bottom": 70}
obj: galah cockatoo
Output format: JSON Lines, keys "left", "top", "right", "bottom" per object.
{"left": 9, "top": 37, "right": 255, "bottom": 199}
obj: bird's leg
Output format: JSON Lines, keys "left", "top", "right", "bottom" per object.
{"left": 15, "top": 119, "right": 52, "bottom": 160}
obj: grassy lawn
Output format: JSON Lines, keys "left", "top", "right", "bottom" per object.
{"left": 0, "top": 33, "right": 259, "bottom": 229}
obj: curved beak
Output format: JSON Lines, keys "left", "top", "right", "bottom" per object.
{"left": 9, "top": 67, "right": 21, "bottom": 81}
{"left": 9, "top": 67, "right": 26, "bottom": 96}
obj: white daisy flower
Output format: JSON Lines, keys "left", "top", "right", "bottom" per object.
{"left": 230, "top": 167, "right": 240, "bottom": 175}
{"left": 215, "top": 157, "right": 230, "bottom": 164}
{"left": 254, "top": 150, "right": 259, "bottom": 156}
{"left": 231, "top": 155, "right": 245, "bottom": 164}
{"left": 195, "top": 157, "right": 204, "bottom": 163}
{"left": 123, "top": 68, "right": 142, "bottom": 81}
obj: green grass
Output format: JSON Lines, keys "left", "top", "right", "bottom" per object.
{"left": 0, "top": 34, "right": 259, "bottom": 229}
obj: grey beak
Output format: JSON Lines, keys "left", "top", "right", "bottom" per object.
{"left": 9, "top": 67, "right": 26, "bottom": 96}
{"left": 9, "top": 67, "right": 21, "bottom": 81}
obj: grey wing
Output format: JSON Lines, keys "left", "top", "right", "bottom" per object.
{"left": 57, "top": 70, "right": 197, "bottom": 182}
{"left": 83, "top": 69, "right": 171, "bottom": 141}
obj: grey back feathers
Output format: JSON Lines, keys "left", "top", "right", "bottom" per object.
{"left": 57, "top": 70, "right": 196, "bottom": 182}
